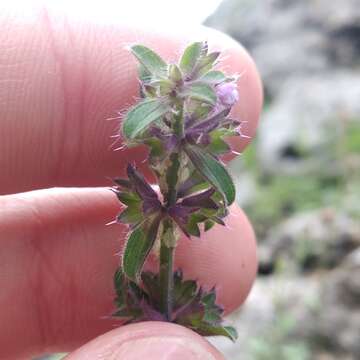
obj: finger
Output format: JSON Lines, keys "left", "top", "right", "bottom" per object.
{"left": 66, "top": 322, "right": 224, "bottom": 360}
{"left": 0, "top": 187, "right": 256, "bottom": 358}
{"left": 0, "top": 5, "right": 262, "bottom": 194}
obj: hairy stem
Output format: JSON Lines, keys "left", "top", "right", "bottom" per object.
{"left": 160, "top": 153, "right": 180, "bottom": 320}
{"left": 159, "top": 221, "right": 175, "bottom": 320}
{"left": 159, "top": 103, "right": 183, "bottom": 320}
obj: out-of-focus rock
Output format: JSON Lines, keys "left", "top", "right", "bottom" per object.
{"left": 257, "top": 73, "right": 360, "bottom": 175}
{"left": 259, "top": 208, "right": 360, "bottom": 272}
{"left": 207, "top": 0, "right": 360, "bottom": 175}
{"left": 297, "top": 249, "right": 360, "bottom": 358}
{"left": 206, "top": 0, "right": 360, "bottom": 96}
{"left": 213, "top": 250, "right": 360, "bottom": 359}
{"left": 209, "top": 277, "right": 319, "bottom": 360}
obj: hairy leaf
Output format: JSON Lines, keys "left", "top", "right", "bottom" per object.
{"left": 122, "top": 217, "right": 161, "bottom": 282}
{"left": 115, "top": 191, "right": 141, "bottom": 206}
{"left": 131, "top": 45, "right": 167, "bottom": 77}
{"left": 123, "top": 99, "right": 169, "bottom": 139}
{"left": 185, "top": 145, "right": 235, "bottom": 205}
{"left": 169, "top": 64, "right": 183, "bottom": 83}
{"left": 117, "top": 204, "right": 143, "bottom": 224}
{"left": 179, "top": 42, "right": 204, "bottom": 76}
{"left": 196, "top": 51, "right": 220, "bottom": 76}
{"left": 196, "top": 324, "right": 238, "bottom": 342}
{"left": 200, "top": 70, "right": 226, "bottom": 84}
{"left": 204, "top": 219, "right": 215, "bottom": 232}
{"left": 184, "top": 83, "right": 217, "bottom": 105}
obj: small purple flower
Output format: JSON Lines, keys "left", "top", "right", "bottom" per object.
{"left": 216, "top": 82, "right": 239, "bottom": 107}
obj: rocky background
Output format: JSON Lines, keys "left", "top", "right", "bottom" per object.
{"left": 38, "top": 1, "right": 360, "bottom": 359}
{"left": 206, "top": 0, "right": 360, "bottom": 359}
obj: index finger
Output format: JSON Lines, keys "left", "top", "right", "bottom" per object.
{"left": 0, "top": 7, "right": 262, "bottom": 195}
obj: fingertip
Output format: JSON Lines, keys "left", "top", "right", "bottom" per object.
{"left": 65, "top": 322, "right": 225, "bottom": 360}
{"left": 175, "top": 204, "right": 258, "bottom": 314}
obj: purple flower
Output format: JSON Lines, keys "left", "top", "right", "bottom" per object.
{"left": 216, "top": 82, "right": 239, "bottom": 107}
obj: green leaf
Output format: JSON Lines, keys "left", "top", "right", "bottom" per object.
{"left": 138, "top": 64, "right": 152, "bottom": 83}
{"left": 184, "top": 83, "right": 217, "bottom": 105}
{"left": 196, "top": 324, "right": 238, "bottom": 341}
{"left": 144, "top": 137, "right": 165, "bottom": 158}
{"left": 115, "top": 191, "right": 141, "bottom": 206}
{"left": 204, "top": 219, "right": 215, "bottom": 232}
{"left": 117, "top": 205, "right": 143, "bottom": 224}
{"left": 179, "top": 42, "right": 204, "bottom": 76}
{"left": 122, "top": 217, "right": 161, "bottom": 282}
{"left": 114, "top": 268, "right": 126, "bottom": 303}
{"left": 130, "top": 45, "right": 167, "bottom": 77}
{"left": 200, "top": 71, "right": 226, "bottom": 84}
{"left": 141, "top": 272, "right": 161, "bottom": 303}
{"left": 168, "top": 64, "right": 183, "bottom": 83}
{"left": 196, "top": 52, "right": 220, "bottom": 76}
{"left": 173, "top": 272, "right": 198, "bottom": 307}
{"left": 185, "top": 217, "right": 201, "bottom": 237}
{"left": 185, "top": 145, "right": 235, "bottom": 205}
{"left": 122, "top": 99, "right": 169, "bottom": 139}
{"left": 207, "top": 136, "right": 231, "bottom": 156}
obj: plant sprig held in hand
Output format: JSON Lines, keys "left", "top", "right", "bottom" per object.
{"left": 111, "top": 41, "right": 243, "bottom": 341}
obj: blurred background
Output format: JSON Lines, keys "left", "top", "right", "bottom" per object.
{"left": 36, "top": 0, "right": 360, "bottom": 359}
{"left": 207, "top": 1, "right": 360, "bottom": 359}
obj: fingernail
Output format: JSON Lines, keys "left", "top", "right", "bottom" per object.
{"left": 110, "top": 335, "right": 218, "bottom": 360}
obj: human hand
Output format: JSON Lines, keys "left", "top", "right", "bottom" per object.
{"left": 0, "top": 3, "right": 262, "bottom": 359}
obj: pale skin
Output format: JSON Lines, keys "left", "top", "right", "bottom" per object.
{"left": 0, "top": 3, "right": 263, "bottom": 359}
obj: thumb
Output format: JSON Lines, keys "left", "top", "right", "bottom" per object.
{"left": 65, "top": 322, "right": 225, "bottom": 360}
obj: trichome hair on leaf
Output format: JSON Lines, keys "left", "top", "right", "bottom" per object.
{"left": 111, "top": 41, "right": 243, "bottom": 340}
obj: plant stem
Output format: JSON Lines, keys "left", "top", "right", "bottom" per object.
{"left": 159, "top": 102, "right": 183, "bottom": 321}
{"left": 159, "top": 225, "right": 175, "bottom": 321}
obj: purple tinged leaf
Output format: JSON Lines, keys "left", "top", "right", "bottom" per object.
{"left": 212, "top": 216, "right": 226, "bottom": 226}
{"left": 140, "top": 299, "right": 166, "bottom": 321}
{"left": 127, "top": 164, "right": 158, "bottom": 200}
{"left": 168, "top": 205, "right": 200, "bottom": 238}
{"left": 187, "top": 116, "right": 219, "bottom": 135}
{"left": 164, "top": 135, "right": 179, "bottom": 151}
{"left": 186, "top": 108, "right": 231, "bottom": 135}
{"left": 149, "top": 127, "right": 179, "bottom": 152}
{"left": 142, "top": 197, "right": 162, "bottom": 215}
{"left": 168, "top": 205, "right": 198, "bottom": 222}
{"left": 113, "top": 178, "right": 132, "bottom": 189}
{"left": 181, "top": 188, "right": 218, "bottom": 210}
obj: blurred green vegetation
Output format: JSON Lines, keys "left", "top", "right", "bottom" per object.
{"left": 239, "top": 120, "right": 360, "bottom": 241}
{"left": 248, "top": 312, "right": 311, "bottom": 360}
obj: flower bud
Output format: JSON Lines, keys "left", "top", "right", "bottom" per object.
{"left": 216, "top": 82, "right": 239, "bottom": 107}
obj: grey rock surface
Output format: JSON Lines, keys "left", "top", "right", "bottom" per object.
{"left": 257, "top": 73, "right": 360, "bottom": 175}
{"left": 206, "top": 0, "right": 360, "bottom": 96}
{"left": 259, "top": 208, "right": 360, "bottom": 272}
